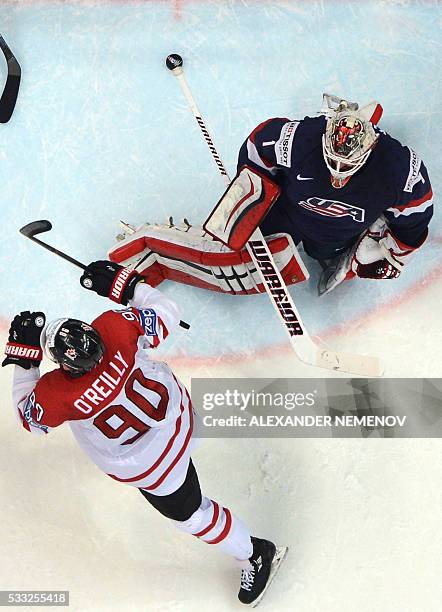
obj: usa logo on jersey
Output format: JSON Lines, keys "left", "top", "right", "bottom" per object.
{"left": 138, "top": 308, "right": 158, "bottom": 336}
{"left": 299, "top": 197, "right": 365, "bottom": 222}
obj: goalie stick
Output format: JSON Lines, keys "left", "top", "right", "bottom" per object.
{"left": 165, "top": 53, "right": 382, "bottom": 376}
{"left": 19, "top": 220, "right": 190, "bottom": 330}
{"left": 0, "top": 34, "right": 21, "bottom": 123}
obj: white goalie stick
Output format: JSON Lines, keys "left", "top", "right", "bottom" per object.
{"left": 165, "top": 54, "right": 383, "bottom": 376}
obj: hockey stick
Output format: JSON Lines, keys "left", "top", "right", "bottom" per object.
{"left": 20, "top": 220, "right": 89, "bottom": 270}
{"left": 165, "top": 54, "right": 382, "bottom": 376}
{"left": 20, "top": 220, "right": 190, "bottom": 330}
{"left": 0, "top": 34, "right": 21, "bottom": 123}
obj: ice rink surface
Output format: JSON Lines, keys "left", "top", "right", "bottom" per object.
{"left": 0, "top": 1, "right": 441, "bottom": 611}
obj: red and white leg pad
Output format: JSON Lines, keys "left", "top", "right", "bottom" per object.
{"left": 108, "top": 222, "right": 308, "bottom": 295}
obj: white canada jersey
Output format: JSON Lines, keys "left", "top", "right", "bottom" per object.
{"left": 12, "top": 283, "right": 194, "bottom": 495}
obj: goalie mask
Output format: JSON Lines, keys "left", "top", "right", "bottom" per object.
{"left": 321, "top": 93, "right": 383, "bottom": 189}
{"left": 42, "top": 318, "right": 105, "bottom": 377}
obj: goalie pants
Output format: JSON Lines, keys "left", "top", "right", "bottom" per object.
{"left": 139, "top": 460, "right": 253, "bottom": 565}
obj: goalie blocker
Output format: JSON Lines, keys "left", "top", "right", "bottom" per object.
{"left": 109, "top": 166, "right": 309, "bottom": 294}
{"left": 203, "top": 165, "right": 280, "bottom": 251}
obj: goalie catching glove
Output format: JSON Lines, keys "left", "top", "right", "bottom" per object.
{"left": 80, "top": 260, "right": 144, "bottom": 305}
{"left": 351, "top": 228, "right": 414, "bottom": 279}
{"left": 318, "top": 216, "right": 423, "bottom": 295}
{"left": 2, "top": 311, "right": 46, "bottom": 369}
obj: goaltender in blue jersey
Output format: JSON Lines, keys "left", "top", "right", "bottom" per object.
{"left": 108, "top": 94, "right": 433, "bottom": 296}
{"left": 237, "top": 94, "right": 433, "bottom": 293}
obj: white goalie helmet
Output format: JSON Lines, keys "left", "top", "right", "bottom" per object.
{"left": 321, "top": 93, "right": 383, "bottom": 188}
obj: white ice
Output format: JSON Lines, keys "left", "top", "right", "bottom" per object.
{"left": 0, "top": 1, "right": 441, "bottom": 611}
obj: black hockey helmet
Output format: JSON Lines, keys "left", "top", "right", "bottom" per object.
{"left": 42, "top": 318, "right": 105, "bottom": 377}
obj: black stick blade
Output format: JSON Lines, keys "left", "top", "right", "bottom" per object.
{"left": 20, "top": 220, "right": 53, "bottom": 238}
{"left": 0, "top": 34, "right": 21, "bottom": 123}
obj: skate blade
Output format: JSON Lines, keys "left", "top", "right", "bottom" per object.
{"left": 250, "top": 546, "right": 288, "bottom": 608}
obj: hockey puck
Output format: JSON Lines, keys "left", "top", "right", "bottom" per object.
{"left": 166, "top": 53, "right": 183, "bottom": 71}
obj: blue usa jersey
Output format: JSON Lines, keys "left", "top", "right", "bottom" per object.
{"left": 237, "top": 116, "right": 433, "bottom": 260}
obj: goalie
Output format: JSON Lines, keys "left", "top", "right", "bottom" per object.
{"left": 108, "top": 94, "right": 433, "bottom": 296}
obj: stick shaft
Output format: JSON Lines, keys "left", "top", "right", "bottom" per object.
{"left": 175, "top": 71, "right": 230, "bottom": 183}
{"left": 168, "top": 62, "right": 383, "bottom": 373}
{"left": 26, "top": 232, "right": 190, "bottom": 329}
{"left": 172, "top": 68, "right": 312, "bottom": 350}
{"left": 28, "top": 235, "right": 88, "bottom": 270}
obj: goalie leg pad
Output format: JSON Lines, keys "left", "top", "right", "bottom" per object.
{"left": 108, "top": 223, "right": 308, "bottom": 295}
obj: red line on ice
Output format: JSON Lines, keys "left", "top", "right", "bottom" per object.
{"left": 167, "top": 239, "right": 442, "bottom": 368}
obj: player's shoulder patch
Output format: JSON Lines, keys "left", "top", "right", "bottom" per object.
{"left": 275, "top": 120, "right": 301, "bottom": 167}
{"left": 23, "top": 390, "right": 50, "bottom": 433}
{"left": 137, "top": 308, "right": 158, "bottom": 336}
{"left": 276, "top": 115, "right": 324, "bottom": 168}
{"left": 403, "top": 146, "right": 423, "bottom": 193}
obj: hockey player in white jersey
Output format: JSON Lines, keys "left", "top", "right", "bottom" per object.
{"left": 3, "top": 260, "right": 286, "bottom": 606}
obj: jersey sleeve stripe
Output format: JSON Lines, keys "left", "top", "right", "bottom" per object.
{"left": 248, "top": 118, "right": 276, "bottom": 144}
{"left": 387, "top": 189, "right": 433, "bottom": 217}
{"left": 158, "top": 317, "right": 169, "bottom": 342}
{"left": 246, "top": 140, "right": 277, "bottom": 173}
{"left": 150, "top": 334, "right": 160, "bottom": 348}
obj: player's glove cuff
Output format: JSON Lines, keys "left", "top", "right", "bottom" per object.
{"left": 108, "top": 267, "right": 143, "bottom": 304}
{"left": 80, "top": 260, "right": 143, "bottom": 305}
{"left": 2, "top": 341, "right": 43, "bottom": 369}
